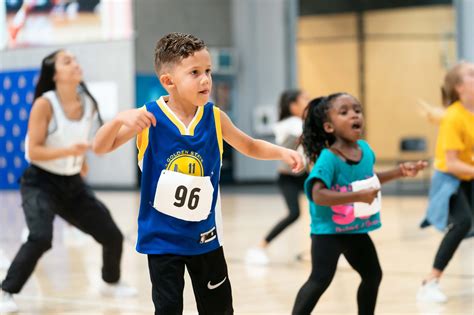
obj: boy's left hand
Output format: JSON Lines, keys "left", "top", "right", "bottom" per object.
{"left": 399, "top": 160, "right": 429, "bottom": 177}
{"left": 283, "top": 149, "right": 305, "bottom": 173}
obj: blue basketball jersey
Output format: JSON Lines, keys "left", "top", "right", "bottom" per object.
{"left": 136, "top": 96, "right": 224, "bottom": 255}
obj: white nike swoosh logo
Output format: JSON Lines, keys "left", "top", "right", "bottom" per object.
{"left": 207, "top": 277, "right": 227, "bottom": 290}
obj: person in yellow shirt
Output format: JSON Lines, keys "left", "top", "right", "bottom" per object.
{"left": 417, "top": 61, "right": 474, "bottom": 303}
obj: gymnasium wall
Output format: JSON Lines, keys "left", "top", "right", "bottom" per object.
{"left": 134, "top": 0, "right": 232, "bottom": 74}
{"left": 297, "top": 5, "right": 456, "bottom": 161}
{"left": 1, "top": 0, "right": 298, "bottom": 188}
{"left": 231, "top": 0, "right": 296, "bottom": 181}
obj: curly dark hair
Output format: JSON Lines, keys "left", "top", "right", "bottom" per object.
{"left": 302, "top": 93, "right": 346, "bottom": 163}
{"left": 154, "top": 32, "right": 207, "bottom": 74}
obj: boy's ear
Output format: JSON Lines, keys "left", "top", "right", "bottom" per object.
{"left": 159, "top": 73, "right": 174, "bottom": 89}
{"left": 323, "top": 122, "right": 334, "bottom": 133}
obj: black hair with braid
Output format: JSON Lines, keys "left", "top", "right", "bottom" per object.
{"left": 302, "top": 93, "right": 346, "bottom": 163}
{"left": 79, "top": 81, "right": 103, "bottom": 125}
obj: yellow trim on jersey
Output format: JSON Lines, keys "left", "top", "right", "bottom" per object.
{"left": 136, "top": 106, "right": 150, "bottom": 169}
{"left": 156, "top": 96, "right": 204, "bottom": 136}
{"left": 213, "top": 106, "right": 223, "bottom": 158}
{"left": 156, "top": 98, "right": 186, "bottom": 134}
{"left": 188, "top": 106, "right": 204, "bottom": 136}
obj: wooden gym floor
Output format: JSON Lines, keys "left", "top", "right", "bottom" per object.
{"left": 0, "top": 187, "right": 472, "bottom": 314}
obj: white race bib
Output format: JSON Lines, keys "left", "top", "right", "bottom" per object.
{"left": 351, "top": 175, "right": 382, "bottom": 218}
{"left": 153, "top": 170, "right": 214, "bottom": 222}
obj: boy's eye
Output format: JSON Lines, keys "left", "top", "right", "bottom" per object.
{"left": 206, "top": 69, "right": 212, "bottom": 74}
{"left": 191, "top": 70, "right": 198, "bottom": 75}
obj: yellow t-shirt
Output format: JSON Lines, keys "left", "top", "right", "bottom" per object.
{"left": 434, "top": 101, "right": 474, "bottom": 180}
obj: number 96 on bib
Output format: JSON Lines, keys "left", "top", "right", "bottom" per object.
{"left": 153, "top": 170, "right": 214, "bottom": 222}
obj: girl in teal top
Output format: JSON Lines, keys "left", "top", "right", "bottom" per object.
{"left": 306, "top": 139, "right": 381, "bottom": 234}
{"left": 292, "top": 93, "right": 427, "bottom": 315}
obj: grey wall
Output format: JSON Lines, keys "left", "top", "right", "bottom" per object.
{"left": 134, "top": 0, "right": 232, "bottom": 73}
{"left": 0, "top": 40, "right": 136, "bottom": 187}
{"left": 231, "top": 0, "right": 298, "bottom": 181}
{"left": 455, "top": 0, "right": 474, "bottom": 62}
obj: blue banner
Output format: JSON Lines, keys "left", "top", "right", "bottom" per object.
{"left": 0, "top": 69, "right": 38, "bottom": 189}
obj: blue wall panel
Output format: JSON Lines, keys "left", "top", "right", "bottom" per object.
{"left": 0, "top": 69, "right": 38, "bottom": 189}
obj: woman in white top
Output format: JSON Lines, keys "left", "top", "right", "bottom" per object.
{"left": 0, "top": 50, "right": 135, "bottom": 313}
{"left": 246, "top": 89, "right": 310, "bottom": 264}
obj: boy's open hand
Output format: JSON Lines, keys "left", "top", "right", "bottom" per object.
{"left": 399, "top": 160, "right": 428, "bottom": 177}
{"left": 117, "top": 109, "right": 157, "bottom": 132}
{"left": 282, "top": 149, "right": 305, "bottom": 173}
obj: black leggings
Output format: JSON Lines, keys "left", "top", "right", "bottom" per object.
{"left": 1, "top": 165, "right": 124, "bottom": 294}
{"left": 292, "top": 234, "right": 382, "bottom": 315}
{"left": 264, "top": 173, "right": 306, "bottom": 243}
{"left": 433, "top": 180, "right": 473, "bottom": 271}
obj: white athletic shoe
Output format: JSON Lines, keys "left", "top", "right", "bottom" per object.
{"left": 0, "top": 291, "right": 18, "bottom": 313}
{"left": 417, "top": 279, "right": 447, "bottom": 303}
{"left": 99, "top": 281, "right": 137, "bottom": 298}
{"left": 0, "top": 250, "right": 11, "bottom": 270}
{"left": 245, "top": 248, "right": 269, "bottom": 265}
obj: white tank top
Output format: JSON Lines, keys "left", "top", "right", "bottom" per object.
{"left": 273, "top": 116, "right": 305, "bottom": 174}
{"left": 26, "top": 90, "right": 95, "bottom": 176}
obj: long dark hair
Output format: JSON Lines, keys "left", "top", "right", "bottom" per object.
{"left": 34, "top": 50, "right": 103, "bottom": 125}
{"left": 278, "top": 89, "right": 301, "bottom": 121}
{"left": 302, "top": 93, "right": 346, "bottom": 163}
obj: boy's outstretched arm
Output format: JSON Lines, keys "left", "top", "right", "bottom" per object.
{"left": 219, "top": 109, "right": 304, "bottom": 173}
{"left": 92, "top": 108, "right": 156, "bottom": 154}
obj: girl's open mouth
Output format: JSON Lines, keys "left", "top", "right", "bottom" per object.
{"left": 352, "top": 122, "right": 362, "bottom": 130}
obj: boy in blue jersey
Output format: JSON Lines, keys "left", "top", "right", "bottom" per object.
{"left": 92, "top": 32, "right": 304, "bottom": 314}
